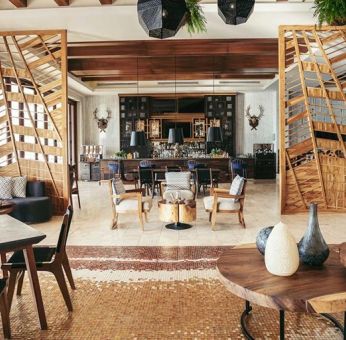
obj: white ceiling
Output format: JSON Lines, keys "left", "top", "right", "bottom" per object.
{"left": 0, "top": 2, "right": 316, "bottom": 41}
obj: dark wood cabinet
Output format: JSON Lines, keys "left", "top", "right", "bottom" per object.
{"left": 254, "top": 153, "right": 276, "bottom": 179}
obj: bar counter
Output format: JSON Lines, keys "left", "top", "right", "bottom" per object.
{"left": 100, "top": 157, "right": 231, "bottom": 182}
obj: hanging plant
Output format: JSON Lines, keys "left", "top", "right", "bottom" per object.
{"left": 185, "top": 0, "right": 207, "bottom": 34}
{"left": 313, "top": 0, "right": 346, "bottom": 26}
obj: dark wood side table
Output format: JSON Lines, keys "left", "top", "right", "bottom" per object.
{"left": 0, "top": 215, "right": 47, "bottom": 330}
{"left": 217, "top": 245, "right": 346, "bottom": 340}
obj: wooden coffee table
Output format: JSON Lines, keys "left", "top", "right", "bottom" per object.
{"left": 158, "top": 199, "right": 196, "bottom": 230}
{"left": 217, "top": 245, "right": 346, "bottom": 340}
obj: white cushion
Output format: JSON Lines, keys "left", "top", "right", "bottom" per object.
{"left": 12, "top": 176, "right": 27, "bottom": 198}
{"left": 165, "top": 172, "right": 191, "bottom": 191}
{"left": 111, "top": 178, "right": 126, "bottom": 195}
{"left": 229, "top": 175, "right": 245, "bottom": 202}
{"left": 0, "top": 177, "right": 13, "bottom": 199}
{"left": 203, "top": 196, "right": 240, "bottom": 211}
{"left": 163, "top": 190, "right": 194, "bottom": 201}
{"left": 116, "top": 196, "right": 152, "bottom": 213}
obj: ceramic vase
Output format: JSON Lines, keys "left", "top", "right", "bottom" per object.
{"left": 298, "top": 203, "right": 329, "bottom": 266}
{"left": 256, "top": 226, "right": 274, "bottom": 255}
{"left": 265, "top": 222, "right": 299, "bottom": 276}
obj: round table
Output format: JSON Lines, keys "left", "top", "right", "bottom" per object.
{"left": 158, "top": 199, "right": 196, "bottom": 230}
{"left": 0, "top": 200, "right": 14, "bottom": 215}
{"left": 217, "top": 245, "right": 346, "bottom": 340}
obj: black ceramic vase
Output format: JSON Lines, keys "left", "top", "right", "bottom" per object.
{"left": 256, "top": 226, "right": 274, "bottom": 255}
{"left": 298, "top": 203, "right": 329, "bottom": 266}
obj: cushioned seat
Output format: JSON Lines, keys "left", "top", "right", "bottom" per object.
{"left": 6, "top": 247, "right": 56, "bottom": 269}
{"left": 115, "top": 196, "right": 152, "bottom": 212}
{"left": 163, "top": 190, "right": 194, "bottom": 201}
{"left": 203, "top": 196, "right": 240, "bottom": 211}
{"left": 10, "top": 196, "right": 52, "bottom": 223}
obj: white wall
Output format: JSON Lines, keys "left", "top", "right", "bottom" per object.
{"left": 82, "top": 95, "right": 119, "bottom": 157}
{"left": 77, "top": 84, "right": 279, "bottom": 158}
{"left": 239, "top": 82, "right": 278, "bottom": 155}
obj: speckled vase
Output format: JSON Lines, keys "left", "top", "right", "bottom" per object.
{"left": 265, "top": 222, "right": 299, "bottom": 277}
{"left": 298, "top": 203, "right": 329, "bottom": 266}
{"left": 256, "top": 226, "right": 274, "bottom": 255}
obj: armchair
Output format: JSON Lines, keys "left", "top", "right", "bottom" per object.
{"left": 161, "top": 172, "right": 195, "bottom": 201}
{"left": 203, "top": 178, "right": 247, "bottom": 230}
{"left": 108, "top": 179, "right": 152, "bottom": 230}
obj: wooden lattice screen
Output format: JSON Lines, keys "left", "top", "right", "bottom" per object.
{"left": 0, "top": 30, "right": 68, "bottom": 214}
{"left": 279, "top": 25, "right": 346, "bottom": 214}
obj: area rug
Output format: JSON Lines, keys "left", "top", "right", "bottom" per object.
{"left": 6, "top": 246, "right": 343, "bottom": 339}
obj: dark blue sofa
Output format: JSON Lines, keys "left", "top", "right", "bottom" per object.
{"left": 10, "top": 181, "right": 52, "bottom": 223}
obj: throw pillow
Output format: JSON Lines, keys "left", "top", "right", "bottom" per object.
{"left": 166, "top": 172, "right": 191, "bottom": 191}
{"left": 12, "top": 176, "right": 27, "bottom": 198}
{"left": 111, "top": 178, "right": 126, "bottom": 205}
{"left": 0, "top": 177, "right": 13, "bottom": 200}
{"left": 229, "top": 175, "right": 245, "bottom": 202}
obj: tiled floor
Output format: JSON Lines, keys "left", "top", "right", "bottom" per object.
{"left": 33, "top": 179, "right": 346, "bottom": 247}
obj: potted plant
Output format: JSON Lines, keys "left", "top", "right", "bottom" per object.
{"left": 114, "top": 150, "right": 127, "bottom": 159}
{"left": 185, "top": 0, "right": 207, "bottom": 34}
{"left": 313, "top": 0, "right": 346, "bottom": 26}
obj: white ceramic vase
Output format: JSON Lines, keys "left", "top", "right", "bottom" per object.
{"left": 264, "top": 222, "right": 299, "bottom": 276}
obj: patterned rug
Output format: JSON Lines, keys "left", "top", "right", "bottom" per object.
{"left": 5, "top": 246, "right": 344, "bottom": 339}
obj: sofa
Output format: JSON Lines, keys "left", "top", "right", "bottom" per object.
{"left": 10, "top": 181, "right": 52, "bottom": 223}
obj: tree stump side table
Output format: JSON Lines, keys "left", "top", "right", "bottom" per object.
{"left": 158, "top": 199, "right": 196, "bottom": 230}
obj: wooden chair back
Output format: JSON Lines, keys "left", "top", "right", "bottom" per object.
{"left": 56, "top": 207, "right": 72, "bottom": 255}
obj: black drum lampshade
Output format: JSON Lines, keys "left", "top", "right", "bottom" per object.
{"left": 218, "top": 0, "right": 255, "bottom": 25}
{"left": 207, "top": 126, "right": 223, "bottom": 143}
{"left": 168, "top": 128, "right": 184, "bottom": 144}
{"left": 130, "top": 131, "right": 147, "bottom": 147}
{"left": 137, "top": 0, "right": 187, "bottom": 39}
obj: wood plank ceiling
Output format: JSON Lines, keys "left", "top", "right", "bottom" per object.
{"left": 68, "top": 39, "right": 278, "bottom": 83}
{"left": 8, "top": 0, "right": 114, "bottom": 7}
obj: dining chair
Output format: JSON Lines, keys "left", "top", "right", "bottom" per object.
{"left": 138, "top": 167, "right": 160, "bottom": 197}
{"left": 0, "top": 279, "right": 10, "bottom": 339}
{"left": 2, "top": 206, "right": 75, "bottom": 312}
{"left": 196, "top": 168, "right": 212, "bottom": 196}
{"left": 69, "top": 164, "right": 81, "bottom": 209}
{"left": 108, "top": 162, "right": 119, "bottom": 179}
{"left": 230, "top": 159, "right": 247, "bottom": 180}
{"left": 165, "top": 166, "right": 182, "bottom": 172}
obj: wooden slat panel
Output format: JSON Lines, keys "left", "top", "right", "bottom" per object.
{"left": 287, "top": 138, "right": 313, "bottom": 159}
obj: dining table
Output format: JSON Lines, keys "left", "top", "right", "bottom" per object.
{"left": 0, "top": 214, "right": 47, "bottom": 330}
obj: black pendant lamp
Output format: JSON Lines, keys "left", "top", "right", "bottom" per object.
{"left": 137, "top": 0, "right": 187, "bottom": 39}
{"left": 207, "top": 126, "right": 223, "bottom": 143}
{"left": 168, "top": 128, "right": 184, "bottom": 145}
{"left": 130, "top": 131, "right": 147, "bottom": 147}
{"left": 218, "top": 0, "right": 255, "bottom": 25}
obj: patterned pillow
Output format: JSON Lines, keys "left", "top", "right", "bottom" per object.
{"left": 111, "top": 178, "right": 126, "bottom": 205}
{"left": 229, "top": 175, "right": 245, "bottom": 202}
{"left": 166, "top": 172, "right": 191, "bottom": 191}
{"left": 12, "top": 176, "right": 27, "bottom": 198}
{"left": 0, "top": 177, "right": 13, "bottom": 200}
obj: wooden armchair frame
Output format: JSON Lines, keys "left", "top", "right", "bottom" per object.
{"left": 205, "top": 181, "right": 247, "bottom": 230}
{"left": 107, "top": 180, "right": 148, "bottom": 230}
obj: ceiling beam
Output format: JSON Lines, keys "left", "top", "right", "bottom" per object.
{"left": 54, "top": 0, "right": 70, "bottom": 5}
{"left": 9, "top": 0, "right": 27, "bottom": 7}
{"left": 99, "top": 0, "right": 114, "bottom": 4}
{"left": 81, "top": 73, "right": 276, "bottom": 82}
{"left": 68, "top": 39, "right": 278, "bottom": 59}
